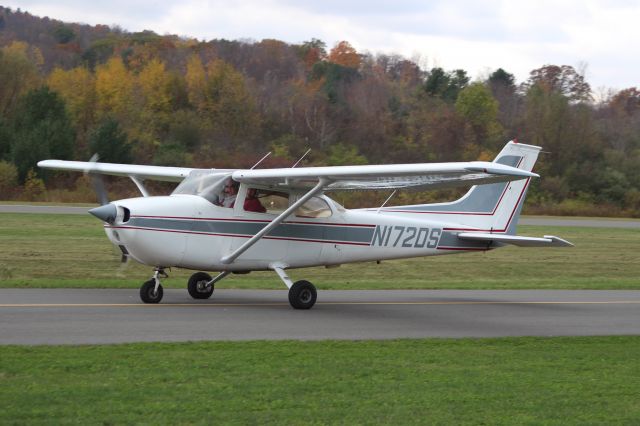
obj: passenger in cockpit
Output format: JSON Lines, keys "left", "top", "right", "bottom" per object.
{"left": 243, "top": 188, "right": 266, "bottom": 213}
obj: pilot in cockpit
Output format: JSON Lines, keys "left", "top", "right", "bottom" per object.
{"left": 219, "top": 179, "right": 239, "bottom": 208}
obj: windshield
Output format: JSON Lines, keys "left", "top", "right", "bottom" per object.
{"left": 172, "top": 171, "right": 231, "bottom": 204}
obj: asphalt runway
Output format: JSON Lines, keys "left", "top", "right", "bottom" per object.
{"left": 2, "top": 204, "right": 640, "bottom": 228}
{"left": 1, "top": 289, "right": 639, "bottom": 345}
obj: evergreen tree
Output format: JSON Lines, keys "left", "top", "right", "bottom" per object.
{"left": 11, "top": 86, "right": 74, "bottom": 181}
{"left": 88, "top": 117, "right": 132, "bottom": 164}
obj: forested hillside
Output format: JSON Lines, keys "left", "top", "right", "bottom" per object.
{"left": 1, "top": 6, "right": 639, "bottom": 215}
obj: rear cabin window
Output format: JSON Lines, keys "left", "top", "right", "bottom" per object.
{"left": 295, "top": 197, "right": 332, "bottom": 218}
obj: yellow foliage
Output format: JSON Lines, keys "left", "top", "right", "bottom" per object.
{"left": 95, "top": 57, "right": 133, "bottom": 119}
{"left": 23, "top": 169, "right": 46, "bottom": 201}
{"left": 185, "top": 54, "right": 207, "bottom": 111}
{"left": 48, "top": 66, "right": 96, "bottom": 129}
{"left": 203, "top": 59, "right": 258, "bottom": 136}
{"left": 0, "top": 42, "right": 41, "bottom": 114}
{"left": 137, "top": 59, "right": 172, "bottom": 113}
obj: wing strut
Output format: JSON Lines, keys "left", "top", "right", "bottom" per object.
{"left": 220, "top": 178, "right": 328, "bottom": 265}
{"left": 129, "top": 175, "right": 150, "bottom": 197}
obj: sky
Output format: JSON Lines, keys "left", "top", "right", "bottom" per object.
{"left": 4, "top": 0, "right": 639, "bottom": 91}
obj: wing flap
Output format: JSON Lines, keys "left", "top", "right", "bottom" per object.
{"left": 457, "top": 232, "right": 573, "bottom": 247}
{"left": 38, "top": 160, "right": 197, "bottom": 182}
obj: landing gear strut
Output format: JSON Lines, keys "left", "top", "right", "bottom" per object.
{"left": 187, "top": 271, "right": 230, "bottom": 299}
{"left": 272, "top": 264, "right": 317, "bottom": 309}
{"left": 187, "top": 272, "right": 213, "bottom": 299}
{"left": 140, "top": 267, "right": 167, "bottom": 304}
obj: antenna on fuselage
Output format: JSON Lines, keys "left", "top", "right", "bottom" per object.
{"left": 250, "top": 152, "right": 272, "bottom": 169}
{"left": 376, "top": 190, "right": 397, "bottom": 214}
{"left": 291, "top": 148, "right": 311, "bottom": 168}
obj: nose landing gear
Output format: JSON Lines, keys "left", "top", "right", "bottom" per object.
{"left": 140, "top": 267, "right": 167, "bottom": 304}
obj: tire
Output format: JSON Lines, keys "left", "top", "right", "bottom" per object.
{"left": 187, "top": 272, "right": 213, "bottom": 299}
{"left": 288, "top": 280, "right": 317, "bottom": 310}
{"left": 140, "top": 279, "right": 163, "bottom": 304}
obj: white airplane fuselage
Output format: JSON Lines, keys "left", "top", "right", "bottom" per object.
{"left": 104, "top": 194, "right": 484, "bottom": 272}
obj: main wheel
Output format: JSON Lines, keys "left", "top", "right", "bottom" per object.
{"left": 288, "top": 280, "right": 317, "bottom": 310}
{"left": 140, "top": 279, "right": 163, "bottom": 304}
{"left": 187, "top": 272, "right": 213, "bottom": 299}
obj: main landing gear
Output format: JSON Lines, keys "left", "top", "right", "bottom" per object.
{"left": 187, "top": 271, "right": 229, "bottom": 299}
{"left": 288, "top": 280, "right": 317, "bottom": 310}
{"left": 139, "top": 266, "right": 316, "bottom": 309}
{"left": 273, "top": 265, "right": 317, "bottom": 309}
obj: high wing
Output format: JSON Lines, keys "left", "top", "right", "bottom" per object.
{"left": 38, "top": 160, "right": 208, "bottom": 182}
{"left": 38, "top": 158, "right": 537, "bottom": 191}
{"left": 232, "top": 161, "right": 538, "bottom": 191}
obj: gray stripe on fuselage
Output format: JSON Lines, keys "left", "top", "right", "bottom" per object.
{"left": 127, "top": 218, "right": 375, "bottom": 244}
{"left": 384, "top": 155, "right": 522, "bottom": 213}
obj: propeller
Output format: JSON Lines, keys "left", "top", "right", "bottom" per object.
{"left": 87, "top": 154, "right": 109, "bottom": 206}
{"left": 86, "top": 154, "right": 118, "bottom": 224}
{"left": 84, "top": 154, "right": 132, "bottom": 269}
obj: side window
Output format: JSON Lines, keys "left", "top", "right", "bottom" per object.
{"left": 245, "top": 190, "right": 289, "bottom": 214}
{"left": 295, "top": 197, "right": 332, "bottom": 218}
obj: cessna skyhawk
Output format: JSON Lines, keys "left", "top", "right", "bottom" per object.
{"left": 38, "top": 140, "right": 572, "bottom": 309}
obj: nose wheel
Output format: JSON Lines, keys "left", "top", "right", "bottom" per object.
{"left": 140, "top": 268, "right": 166, "bottom": 303}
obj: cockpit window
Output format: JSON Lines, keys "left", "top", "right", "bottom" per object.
{"left": 295, "top": 196, "right": 332, "bottom": 218}
{"left": 172, "top": 171, "right": 231, "bottom": 204}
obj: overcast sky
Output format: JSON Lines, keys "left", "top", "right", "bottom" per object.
{"left": 4, "top": 0, "right": 638, "bottom": 91}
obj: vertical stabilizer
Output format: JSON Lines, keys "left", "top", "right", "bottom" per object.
{"left": 380, "top": 141, "right": 541, "bottom": 234}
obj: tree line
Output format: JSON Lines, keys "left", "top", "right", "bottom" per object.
{"left": 1, "top": 7, "right": 639, "bottom": 214}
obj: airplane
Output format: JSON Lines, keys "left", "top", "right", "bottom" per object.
{"left": 38, "top": 140, "right": 572, "bottom": 309}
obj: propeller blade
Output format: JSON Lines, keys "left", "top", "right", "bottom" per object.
{"left": 90, "top": 173, "right": 110, "bottom": 206}
{"left": 87, "top": 154, "right": 109, "bottom": 206}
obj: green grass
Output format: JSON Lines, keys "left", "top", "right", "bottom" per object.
{"left": 1, "top": 212, "right": 639, "bottom": 289}
{"left": 0, "top": 337, "right": 638, "bottom": 424}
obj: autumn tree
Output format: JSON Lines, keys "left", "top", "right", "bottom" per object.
{"left": 185, "top": 54, "right": 207, "bottom": 111}
{"left": 48, "top": 66, "right": 96, "bottom": 151}
{"left": 95, "top": 56, "right": 134, "bottom": 121}
{"left": 328, "top": 41, "right": 360, "bottom": 69}
{"left": 137, "top": 58, "right": 173, "bottom": 115}
{"left": 202, "top": 59, "right": 259, "bottom": 145}
{"left": 597, "top": 88, "right": 640, "bottom": 152}
{"left": 523, "top": 64, "right": 592, "bottom": 102}
{"left": 0, "top": 42, "right": 41, "bottom": 115}
{"left": 299, "top": 38, "right": 327, "bottom": 69}
{"left": 609, "top": 88, "right": 640, "bottom": 116}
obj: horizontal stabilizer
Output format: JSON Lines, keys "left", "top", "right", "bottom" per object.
{"left": 457, "top": 232, "right": 573, "bottom": 247}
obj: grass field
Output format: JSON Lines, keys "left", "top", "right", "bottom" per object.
{"left": 1, "top": 337, "right": 638, "bottom": 424}
{"left": 1, "top": 212, "right": 639, "bottom": 290}
{"left": 1, "top": 212, "right": 639, "bottom": 424}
